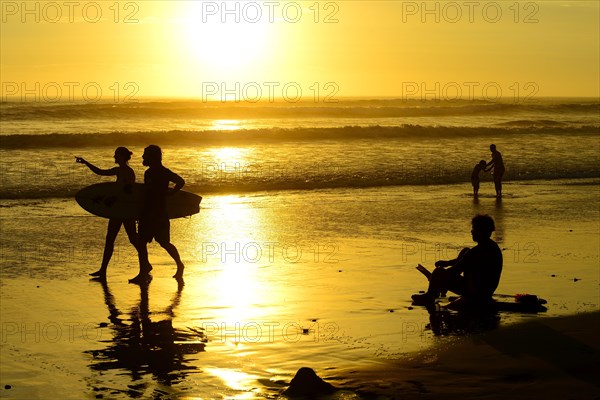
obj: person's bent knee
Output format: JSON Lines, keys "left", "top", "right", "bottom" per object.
{"left": 431, "top": 268, "right": 448, "bottom": 279}
{"left": 156, "top": 239, "right": 172, "bottom": 249}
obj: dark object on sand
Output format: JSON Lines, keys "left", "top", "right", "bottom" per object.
{"left": 283, "top": 367, "right": 336, "bottom": 397}
{"left": 446, "top": 294, "right": 548, "bottom": 313}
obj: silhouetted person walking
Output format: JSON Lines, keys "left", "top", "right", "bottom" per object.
{"left": 76, "top": 147, "right": 138, "bottom": 278}
{"left": 129, "top": 145, "right": 185, "bottom": 283}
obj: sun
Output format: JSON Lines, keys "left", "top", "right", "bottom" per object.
{"left": 177, "top": 2, "right": 273, "bottom": 77}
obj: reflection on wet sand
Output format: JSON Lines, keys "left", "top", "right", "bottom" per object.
{"left": 426, "top": 306, "right": 501, "bottom": 337}
{"left": 86, "top": 279, "right": 206, "bottom": 397}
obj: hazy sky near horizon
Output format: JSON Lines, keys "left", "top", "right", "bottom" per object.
{"left": 1, "top": 1, "right": 598, "bottom": 101}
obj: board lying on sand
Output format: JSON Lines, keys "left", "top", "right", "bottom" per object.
{"left": 415, "top": 264, "right": 548, "bottom": 313}
{"left": 76, "top": 182, "right": 202, "bottom": 220}
{"left": 443, "top": 294, "right": 548, "bottom": 313}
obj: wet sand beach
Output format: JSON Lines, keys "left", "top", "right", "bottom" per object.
{"left": 345, "top": 311, "right": 600, "bottom": 399}
{"left": 2, "top": 0, "right": 599, "bottom": 396}
{"left": 1, "top": 179, "right": 598, "bottom": 398}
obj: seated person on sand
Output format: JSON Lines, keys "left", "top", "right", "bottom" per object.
{"left": 471, "top": 160, "right": 487, "bottom": 197}
{"left": 412, "top": 214, "right": 503, "bottom": 307}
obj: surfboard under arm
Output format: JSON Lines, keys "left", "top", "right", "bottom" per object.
{"left": 75, "top": 182, "right": 202, "bottom": 220}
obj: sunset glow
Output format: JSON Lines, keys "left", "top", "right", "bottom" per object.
{"left": 176, "top": 2, "right": 274, "bottom": 78}
{"left": 1, "top": 1, "right": 599, "bottom": 399}
{"left": 1, "top": 1, "right": 598, "bottom": 99}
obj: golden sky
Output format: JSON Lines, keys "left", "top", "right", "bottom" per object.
{"left": 1, "top": 1, "right": 598, "bottom": 100}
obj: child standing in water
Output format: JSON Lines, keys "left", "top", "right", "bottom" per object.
{"left": 471, "top": 160, "right": 487, "bottom": 197}
{"left": 76, "top": 147, "right": 139, "bottom": 278}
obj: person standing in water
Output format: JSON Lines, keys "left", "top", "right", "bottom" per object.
{"left": 129, "top": 145, "right": 186, "bottom": 283}
{"left": 486, "top": 144, "right": 505, "bottom": 198}
{"left": 471, "top": 160, "right": 487, "bottom": 197}
{"left": 76, "top": 147, "right": 138, "bottom": 278}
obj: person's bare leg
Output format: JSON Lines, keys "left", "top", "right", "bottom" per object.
{"left": 124, "top": 220, "right": 152, "bottom": 273}
{"left": 90, "top": 219, "right": 121, "bottom": 277}
{"left": 412, "top": 268, "right": 464, "bottom": 304}
{"left": 123, "top": 220, "right": 138, "bottom": 250}
{"left": 494, "top": 173, "right": 503, "bottom": 197}
{"left": 158, "top": 241, "right": 185, "bottom": 279}
{"left": 129, "top": 241, "right": 152, "bottom": 283}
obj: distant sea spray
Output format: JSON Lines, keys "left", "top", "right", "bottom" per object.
{"left": 1, "top": 99, "right": 598, "bottom": 123}
{"left": 0, "top": 125, "right": 598, "bottom": 149}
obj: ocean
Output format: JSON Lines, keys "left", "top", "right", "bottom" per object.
{"left": 1, "top": 98, "right": 599, "bottom": 199}
{"left": 0, "top": 98, "right": 599, "bottom": 398}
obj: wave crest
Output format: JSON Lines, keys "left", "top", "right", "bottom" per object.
{"left": 2, "top": 125, "right": 598, "bottom": 149}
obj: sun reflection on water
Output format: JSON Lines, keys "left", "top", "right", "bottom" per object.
{"left": 186, "top": 194, "right": 281, "bottom": 332}
{"left": 206, "top": 146, "right": 251, "bottom": 165}
{"left": 210, "top": 119, "right": 244, "bottom": 131}
{"left": 205, "top": 368, "right": 261, "bottom": 398}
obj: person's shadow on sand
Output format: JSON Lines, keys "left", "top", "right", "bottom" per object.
{"left": 86, "top": 279, "right": 206, "bottom": 397}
